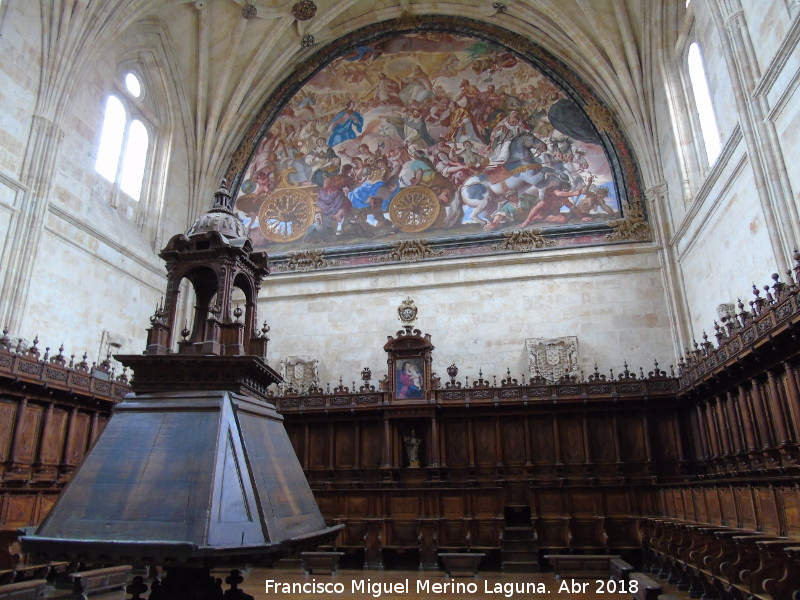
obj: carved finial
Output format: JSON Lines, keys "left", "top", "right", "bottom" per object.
{"left": 261, "top": 321, "right": 271, "bottom": 337}
{"left": 181, "top": 322, "right": 190, "bottom": 340}
{"left": 28, "top": 335, "right": 41, "bottom": 359}
{"left": 233, "top": 305, "right": 243, "bottom": 322}
{"left": 53, "top": 344, "right": 66, "bottom": 366}
{"left": 212, "top": 179, "right": 234, "bottom": 212}
{"left": 43, "top": 347, "right": 50, "bottom": 361}
{"left": 397, "top": 297, "right": 418, "bottom": 332}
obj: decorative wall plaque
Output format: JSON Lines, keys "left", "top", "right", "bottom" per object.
{"left": 526, "top": 336, "right": 579, "bottom": 383}
{"left": 280, "top": 356, "right": 320, "bottom": 393}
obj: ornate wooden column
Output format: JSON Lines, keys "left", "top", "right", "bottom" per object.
{"left": 751, "top": 378, "right": 774, "bottom": 449}
{"left": 737, "top": 385, "right": 758, "bottom": 452}
{"left": 766, "top": 370, "right": 791, "bottom": 446}
{"left": 782, "top": 362, "right": 800, "bottom": 441}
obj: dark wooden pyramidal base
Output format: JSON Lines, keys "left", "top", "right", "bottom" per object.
{"left": 22, "top": 182, "right": 340, "bottom": 596}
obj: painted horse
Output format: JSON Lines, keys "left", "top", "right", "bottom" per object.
{"left": 446, "top": 132, "right": 554, "bottom": 226}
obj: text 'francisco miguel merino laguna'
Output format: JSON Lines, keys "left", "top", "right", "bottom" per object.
{"left": 263, "top": 577, "right": 633, "bottom": 597}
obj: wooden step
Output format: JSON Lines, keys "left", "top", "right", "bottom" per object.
{"left": 502, "top": 561, "right": 540, "bottom": 572}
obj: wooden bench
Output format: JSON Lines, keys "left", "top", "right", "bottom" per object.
{"left": 438, "top": 553, "right": 485, "bottom": 577}
{"left": 630, "top": 573, "right": 662, "bottom": 600}
{"left": 68, "top": 565, "right": 131, "bottom": 598}
{"left": 300, "top": 552, "right": 344, "bottom": 575}
{"left": 0, "top": 579, "right": 46, "bottom": 600}
{"left": 545, "top": 554, "right": 619, "bottom": 578}
{"left": 610, "top": 557, "right": 634, "bottom": 582}
{"left": 8, "top": 566, "right": 48, "bottom": 583}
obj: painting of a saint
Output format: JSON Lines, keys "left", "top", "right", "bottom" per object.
{"left": 234, "top": 31, "right": 626, "bottom": 261}
{"left": 396, "top": 359, "right": 424, "bottom": 399}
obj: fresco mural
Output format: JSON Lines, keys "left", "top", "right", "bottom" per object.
{"left": 234, "top": 31, "right": 626, "bottom": 263}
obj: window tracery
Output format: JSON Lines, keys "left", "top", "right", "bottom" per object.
{"left": 95, "top": 72, "right": 151, "bottom": 202}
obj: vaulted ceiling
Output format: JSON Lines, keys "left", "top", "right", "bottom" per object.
{"left": 41, "top": 1, "right": 672, "bottom": 212}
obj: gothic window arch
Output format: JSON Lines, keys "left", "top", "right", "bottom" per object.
{"left": 95, "top": 69, "right": 156, "bottom": 204}
{"left": 663, "top": 1, "right": 723, "bottom": 202}
{"left": 686, "top": 41, "right": 721, "bottom": 166}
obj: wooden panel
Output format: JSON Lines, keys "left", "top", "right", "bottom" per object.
{"left": 308, "top": 425, "right": 329, "bottom": 468}
{"left": 719, "top": 488, "right": 737, "bottom": 527}
{"left": 606, "top": 518, "right": 639, "bottom": 547}
{"left": 737, "top": 489, "right": 758, "bottom": 530}
{"left": 440, "top": 521, "right": 468, "bottom": 547}
{"left": 390, "top": 495, "right": 418, "bottom": 518}
{"left": 663, "top": 489, "right": 675, "bottom": 518}
{"left": 705, "top": 488, "right": 722, "bottom": 525}
{"left": 316, "top": 495, "right": 338, "bottom": 518}
{"left": 345, "top": 495, "right": 369, "bottom": 517}
{"left": 529, "top": 415, "right": 555, "bottom": 464}
{"left": 473, "top": 419, "right": 495, "bottom": 466}
{"left": 571, "top": 518, "right": 605, "bottom": 548}
{"left": 474, "top": 520, "right": 501, "bottom": 547}
{"left": 15, "top": 404, "right": 42, "bottom": 464}
{"left": 501, "top": 419, "right": 525, "bottom": 465}
{"left": 2, "top": 495, "right": 35, "bottom": 528}
{"left": 650, "top": 412, "right": 677, "bottom": 462}
{"left": 682, "top": 489, "right": 694, "bottom": 521}
{"left": 571, "top": 490, "right": 599, "bottom": 516}
{"left": 537, "top": 490, "right": 564, "bottom": 516}
{"left": 587, "top": 415, "right": 614, "bottom": 462}
{"left": 537, "top": 519, "right": 569, "bottom": 548}
{"left": 781, "top": 487, "right": 800, "bottom": 539}
{"left": 692, "top": 488, "right": 707, "bottom": 523}
{"left": 0, "top": 399, "right": 16, "bottom": 462}
{"left": 558, "top": 415, "right": 584, "bottom": 464}
{"left": 360, "top": 421, "right": 382, "bottom": 468}
{"left": 334, "top": 423, "right": 355, "bottom": 468}
{"left": 389, "top": 521, "right": 416, "bottom": 546}
{"left": 442, "top": 495, "right": 465, "bottom": 517}
{"left": 65, "top": 411, "right": 90, "bottom": 465}
{"left": 617, "top": 413, "right": 646, "bottom": 461}
{"left": 472, "top": 492, "right": 497, "bottom": 517}
{"left": 41, "top": 409, "right": 68, "bottom": 466}
{"left": 444, "top": 420, "right": 468, "bottom": 466}
{"left": 755, "top": 488, "right": 781, "bottom": 535}
{"left": 343, "top": 521, "right": 367, "bottom": 546}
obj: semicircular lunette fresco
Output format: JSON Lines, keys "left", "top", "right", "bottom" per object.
{"left": 233, "top": 31, "right": 642, "bottom": 271}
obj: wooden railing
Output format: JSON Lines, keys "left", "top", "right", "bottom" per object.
{"left": 0, "top": 333, "right": 129, "bottom": 529}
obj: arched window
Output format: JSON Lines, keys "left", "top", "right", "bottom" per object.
{"left": 687, "top": 42, "right": 721, "bottom": 165}
{"left": 94, "top": 72, "right": 151, "bottom": 201}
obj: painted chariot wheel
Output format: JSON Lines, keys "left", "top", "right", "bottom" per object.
{"left": 388, "top": 186, "right": 441, "bottom": 233}
{"left": 258, "top": 187, "right": 316, "bottom": 242}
